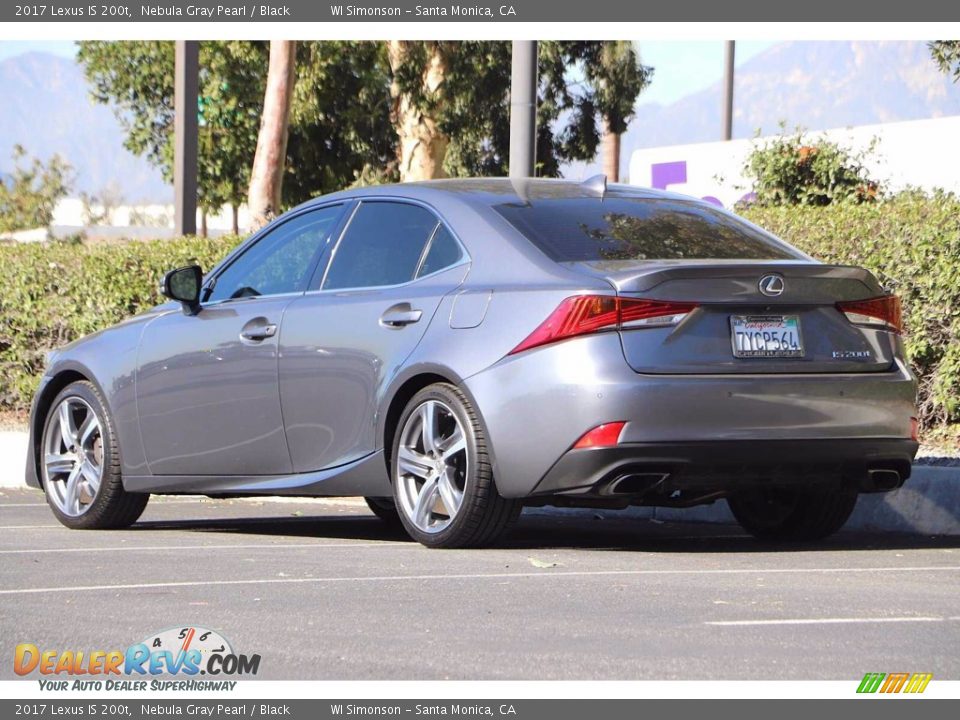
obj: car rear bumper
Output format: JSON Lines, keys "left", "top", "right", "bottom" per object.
{"left": 463, "top": 333, "right": 918, "bottom": 498}
{"left": 531, "top": 438, "right": 919, "bottom": 500}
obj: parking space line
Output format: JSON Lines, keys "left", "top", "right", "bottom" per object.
{"left": 705, "top": 617, "right": 952, "bottom": 626}
{"left": 2, "top": 565, "right": 958, "bottom": 596}
{"left": 0, "top": 541, "right": 409, "bottom": 554}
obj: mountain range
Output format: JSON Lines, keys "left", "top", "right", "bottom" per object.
{"left": 1, "top": 41, "right": 958, "bottom": 201}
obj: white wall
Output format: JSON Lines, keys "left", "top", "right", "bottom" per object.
{"left": 628, "top": 115, "right": 960, "bottom": 208}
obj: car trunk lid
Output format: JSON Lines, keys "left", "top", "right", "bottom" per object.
{"left": 564, "top": 260, "right": 898, "bottom": 374}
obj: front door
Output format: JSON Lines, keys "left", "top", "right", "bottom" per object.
{"left": 136, "top": 205, "right": 345, "bottom": 476}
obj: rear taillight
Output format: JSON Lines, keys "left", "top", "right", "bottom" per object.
{"left": 509, "top": 295, "right": 697, "bottom": 355}
{"left": 836, "top": 295, "right": 903, "bottom": 334}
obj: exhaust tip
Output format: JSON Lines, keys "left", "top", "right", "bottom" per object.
{"left": 863, "top": 468, "right": 902, "bottom": 493}
{"left": 607, "top": 472, "right": 670, "bottom": 496}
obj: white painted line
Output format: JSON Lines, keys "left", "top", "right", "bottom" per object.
{"left": 2, "top": 565, "right": 958, "bottom": 596}
{"left": 0, "top": 541, "right": 409, "bottom": 555}
{"left": 706, "top": 617, "right": 951, "bottom": 627}
{"left": 0, "top": 503, "right": 52, "bottom": 508}
{"left": 0, "top": 524, "right": 60, "bottom": 530}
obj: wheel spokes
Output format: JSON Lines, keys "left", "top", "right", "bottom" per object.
{"left": 413, "top": 475, "right": 440, "bottom": 527}
{"left": 45, "top": 452, "right": 77, "bottom": 475}
{"left": 45, "top": 397, "right": 103, "bottom": 518}
{"left": 436, "top": 468, "right": 463, "bottom": 517}
{"left": 419, "top": 401, "right": 438, "bottom": 455}
{"left": 78, "top": 412, "right": 99, "bottom": 449}
{"left": 438, "top": 426, "right": 465, "bottom": 459}
{"left": 397, "top": 445, "right": 432, "bottom": 480}
{"left": 58, "top": 401, "right": 77, "bottom": 447}
{"left": 63, "top": 464, "right": 82, "bottom": 515}
{"left": 397, "top": 397, "right": 470, "bottom": 534}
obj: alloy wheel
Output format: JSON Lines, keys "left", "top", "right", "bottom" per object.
{"left": 395, "top": 399, "right": 468, "bottom": 534}
{"left": 42, "top": 397, "right": 104, "bottom": 517}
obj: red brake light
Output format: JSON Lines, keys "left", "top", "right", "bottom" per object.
{"left": 573, "top": 422, "right": 627, "bottom": 449}
{"left": 836, "top": 295, "right": 903, "bottom": 334}
{"left": 509, "top": 295, "right": 697, "bottom": 355}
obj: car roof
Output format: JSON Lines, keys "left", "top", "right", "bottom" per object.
{"left": 295, "top": 177, "right": 699, "bottom": 213}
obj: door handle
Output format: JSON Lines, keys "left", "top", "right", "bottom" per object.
{"left": 380, "top": 304, "right": 423, "bottom": 328}
{"left": 239, "top": 320, "right": 277, "bottom": 342}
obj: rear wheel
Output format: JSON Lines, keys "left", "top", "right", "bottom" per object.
{"left": 727, "top": 485, "right": 858, "bottom": 541}
{"left": 391, "top": 383, "right": 521, "bottom": 548}
{"left": 41, "top": 381, "right": 149, "bottom": 529}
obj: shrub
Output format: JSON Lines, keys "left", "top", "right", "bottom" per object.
{"left": 1, "top": 194, "right": 958, "bottom": 430}
{"left": 0, "top": 235, "right": 238, "bottom": 411}
{"left": 742, "top": 191, "right": 960, "bottom": 426}
{"left": 742, "top": 128, "right": 881, "bottom": 207}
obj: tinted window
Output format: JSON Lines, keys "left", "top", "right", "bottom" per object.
{"left": 323, "top": 202, "right": 439, "bottom": 290}
{"left": 494, "top": 197, "right": 800, "bottom": 262}
{"left": 208, "top": 206, "right": 342, "bottom": 302}
{"left": 417, "top": 225, "right": 464, "bottom": 278}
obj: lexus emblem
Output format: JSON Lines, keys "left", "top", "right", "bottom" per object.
{"left": 758, "top": 274, "right": 785, "bottom": 297}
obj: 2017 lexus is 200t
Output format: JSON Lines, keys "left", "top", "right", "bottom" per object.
{"left": 25, "top": 178, "right": 918, "bottom": 548}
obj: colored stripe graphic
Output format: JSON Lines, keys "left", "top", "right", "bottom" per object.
{"left": 857, "top": 672, "right": 932, "bottom": 694}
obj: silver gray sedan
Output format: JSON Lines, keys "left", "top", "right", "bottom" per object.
{"left": 25, "top": 178, "right": 918, "bottom": 547}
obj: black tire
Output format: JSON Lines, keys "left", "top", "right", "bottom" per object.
{"left": 40, "top": 380, "right": 149, "bottom": 529}
{"left": 391, "top": 383, "right": 521, "bottom": 549}
{"left": 364, "top": 496, "right": 402, "bottom": 526}
{"left": 727, "top": 485, "right": 858, "bottom": 541}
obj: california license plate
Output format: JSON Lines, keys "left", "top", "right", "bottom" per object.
{"left": 730, "top": 315, "right": 804, "bottom": 358}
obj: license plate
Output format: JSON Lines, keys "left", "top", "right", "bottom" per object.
{"left": 730, "top": 315, "right": 804, "bottom": 358}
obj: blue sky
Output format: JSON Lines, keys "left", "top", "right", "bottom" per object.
{"left": 637, "top": 41, "right": 776, "bottom": 104}
{"left": 0, "top": 40, "right": 777, "bottom": 108}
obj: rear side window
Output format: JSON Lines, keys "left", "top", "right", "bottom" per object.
{"left": 418, "top": 225, "right": 464, "bottom": 278}
{"left": 324, "top": 202, "right": 439, "bottom": 290}
{"left": 494, "top": 197, "right": 800, "bottom": 262}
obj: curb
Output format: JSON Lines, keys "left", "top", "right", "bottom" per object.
{"left": 3, "top": 430, "right": 957, "bottom": 535}
{"left": 0, "top": 432, "right": 27, "bottom": 489}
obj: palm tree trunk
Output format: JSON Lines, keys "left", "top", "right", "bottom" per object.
{"left": 247, "top": 40, "right": 297, "bottom": 230}
{"left": 601, "top": 116, "right": 620, "bottom": 182}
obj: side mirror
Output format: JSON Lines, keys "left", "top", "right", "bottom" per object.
{"left": 161, "top": 265, "right": 203, "bottom": 315}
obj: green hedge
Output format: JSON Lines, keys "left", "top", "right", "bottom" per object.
{"left": 1, "top": 192, "right": 958, "bottom": 428}
{"left": 0, "top": 236, "right": 239, "bottom": 412}
{"left": 742, "top": 191, "right": 960, "bottom": 427}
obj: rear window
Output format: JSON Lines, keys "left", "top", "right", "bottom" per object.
{"left": 494, "top": 197, "right": 799, "bottom": 262}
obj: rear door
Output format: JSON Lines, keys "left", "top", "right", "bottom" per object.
{"left": 279, "top": 200, "right": 468, "bottom": 472}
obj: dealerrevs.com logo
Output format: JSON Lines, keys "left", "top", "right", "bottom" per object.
{"left": 14, "top": 626, "right": 260, "bottom": 691}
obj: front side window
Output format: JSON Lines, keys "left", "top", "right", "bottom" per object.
{"left": 323, "top": 202, "right": 440, "bottom": 290}
{"left": 207, "top": 205, "right": 342, "bottom": 302}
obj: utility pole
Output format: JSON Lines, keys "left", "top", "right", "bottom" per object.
{"left": 174, "top": 40, "right": 199, "bottom": 235}
{"left": 509, "top": 41, "right": 537, "bottom": 178}
{"left": 722, "top": 40, "right": 735, "bottom": 141}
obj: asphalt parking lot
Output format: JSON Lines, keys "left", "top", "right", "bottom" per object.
{"left": 1, "top": 487, "right": 959, "bottom": 681}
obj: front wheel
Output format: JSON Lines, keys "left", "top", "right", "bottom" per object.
{"left": 391, "top": 383, "right": 521, "bottom": 548}
{"left": 727, "top": 485, "right": 858, "bottom": 541}
{"left": 40, "top": 381, "right": 149, "bottom": 529}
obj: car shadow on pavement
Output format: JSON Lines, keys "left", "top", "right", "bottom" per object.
{"left": 127, "top": 511, "right": 960, "bottom": 553}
